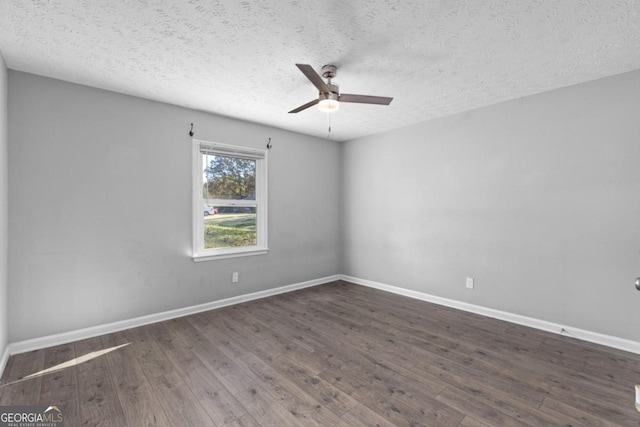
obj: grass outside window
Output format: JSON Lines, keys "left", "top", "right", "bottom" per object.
{"left": 204, "top": 213, "right": 257, "bottom": 249}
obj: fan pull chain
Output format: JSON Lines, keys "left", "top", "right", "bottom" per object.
{"left": 326, "top": 113, "right": 332, "bottom": 139}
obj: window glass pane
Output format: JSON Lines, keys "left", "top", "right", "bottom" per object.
{"left": 204, "top": 206, "right": 257, "bottom": 249}
{"left": 194, "top": 140, "right": 267, "bottom": 260}
{"left": 203, "top": 154, "right": 256, "bottom": 201}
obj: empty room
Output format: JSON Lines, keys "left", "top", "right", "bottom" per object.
{"left": 1, "top": 1, "right": 640, "bottom": 426}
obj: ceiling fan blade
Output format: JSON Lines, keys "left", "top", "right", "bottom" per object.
{"left": 288, "top": 99, "right": 319, "bottom": 113}
{"left": 339, "top": 93, "right": 393, "bottom": 105}
{"left": 296, "top": 64, "right": 330, "bottom": 93}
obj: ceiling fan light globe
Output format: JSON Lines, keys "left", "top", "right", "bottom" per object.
{"left": 318, "top": 98, "right": 339, "bottom": 112}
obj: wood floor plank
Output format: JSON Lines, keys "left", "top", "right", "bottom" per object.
{"left": 235, "top": 351, "right": 350, "bottom": 426}
{"left": 198, "top": 307, "right": 284, "bottom": 359}
{"left": 1, "top": 350, "right": 44, "bottom": 383}
{"left": 0, "top": 378, "right": 41, "bottom": 406}
{"left": 182, "top": 317, "right": 304, "bottom": 426}
{"left": 38, "top": 343, "right": 80, "bottom": 426}
{"left": 219, "top": 303, "right": 324, "bottom": 354}
{"left": 75, "top": 336, "right": 127, "bottom": 427}
{"left": 100, "top": 330, "right": 172, "bottom": 426}
{"left": 268, "top": 350, "right": 360, "bottom": 416}
{"left": 411, "top": 353, "right": 548, "bottom": 408}
{"left": 531, "top": 338, "right": 588, "bottom": 371}
{"left": 290, "top": 289, "right": 467, "bottom": 350}
{"left": 212, "top": 354, "right": 306, "bottom": 426}
{"left": 1, "top": 280, "right": 639, "bottom": 426}
{"left": 435, "top": 386, "right": 530, "bottom": 427}
{"left": 222, "top": 413, "right": 261, "bottom": 427}
{"left": 320, "top": 281, "right": 509, "bottom": 336}
{"left": 123, "top": 326, "right": 216, "bottom": 426}
{"left": 222, "top": 305, "right": 298, "bottom": 358}
{"left": 196, "top": 315, "right": 351, "bottom": 426}
{"left": 435, "top": 374, "right": 581, "bottom": 427}
{"left": 258, "top": 296, "right": 419, "bottom": 369}
{"left": 149, "top": 319, "right": 251, "bottom": 426}
{"left": 231, "top": 386, "right": 302, "bottom": 427}
{"left": 276, "top": 290, "right": 544, "bottom": 414}
{"left": 539, "top": 396, "right": 622, "bottom": 427}
{"left": 284, "top": 286, "right": 547, "bottom": 384}
{"left": 363, "top": 391, "right": 463, "bottom": 427}
{"left": 187, "top": 312, "right": 259, "bottom": 360}
{"left": 339, "top": 403, "right": 398, "bottom": 427}
{"left": 0, "top": 352, "right": 44, "bottom": 416}
{"left": 318, "top": 360, "right": 463, "bottom": 426}
{"left": 420, "top": 334, "right": 629, "bottom": 408}
{"left": 458, "top": 416, "right": 497, "bottom": 427}
{"left": 0, "top": 350, "right": 44, "bottom": 406}
{"left": 303, "top": 340, "right": 463, "bottom": 425}
{"left": 326, "top": 288, "right": 631, "bottom": 411}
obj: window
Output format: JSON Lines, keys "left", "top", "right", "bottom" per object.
{"left": 192, "top": 139, "right": 268, "bottom": 261}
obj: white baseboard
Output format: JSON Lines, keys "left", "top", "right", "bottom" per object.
{"left": 341, "top": 274, "right": 640, "bottom": 355}
{"left": 7, "top": 275, "right": 340, "bottom": 356}
{"left": 6, "top": 272, "right": 638, "bottom": 365}
{"left": 0, "top": 346, "right": 9, "bottom": 378}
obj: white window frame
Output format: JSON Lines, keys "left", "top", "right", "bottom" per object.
{"left": 192, "top": 139, "right": 268, "bottom": 262}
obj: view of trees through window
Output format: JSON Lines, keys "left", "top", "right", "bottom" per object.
{"left": 202, "top": 154, "right": 257, "bottom": 249}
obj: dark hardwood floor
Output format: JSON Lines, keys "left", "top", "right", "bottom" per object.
{"left": 1, "top": 280, "right": 639, "bottom": 426}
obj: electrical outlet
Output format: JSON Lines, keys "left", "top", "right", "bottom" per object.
{"left": 232, "top": 272, "right": 239, "bottom": 283}
{"left": 466, "top": 277, "right": 474, "bottom": 289}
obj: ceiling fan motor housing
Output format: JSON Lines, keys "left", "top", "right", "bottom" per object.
{"left": 320, "top": 92, "right": 339, "bottom": 102}
{"left": 321, "top": 64, "right": 337, "bottom": 79}
{"left": 321, "top": 65, "right": 339, "bottom": 95}
{"left": 322, "top": 83, "right": 339, "bottom": 96}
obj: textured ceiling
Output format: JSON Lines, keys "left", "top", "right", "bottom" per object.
{"left": 1, "top": 1, "right": 640, "bottom": 142}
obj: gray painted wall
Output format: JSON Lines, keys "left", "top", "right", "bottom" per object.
{"left": 8, "top": 71, "right": 341, "bottom": 342}
{"left": 342, "top": 70, "right": 640, "bottom": 342}
{"left": 0, "top": 52, "right": 8, "bottom": 357}
{"left": 7, "top": 67, "right": 640, "bottom": 346}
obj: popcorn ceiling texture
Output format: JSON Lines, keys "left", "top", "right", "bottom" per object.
{"left": 1, "top": 0, "right": 640, "bottom": 141}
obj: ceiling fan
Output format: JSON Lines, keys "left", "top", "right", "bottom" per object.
{"left": 288, "top": 64, "right": 393, "bottom": 113}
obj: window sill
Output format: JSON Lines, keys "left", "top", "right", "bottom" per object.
{"left": 192, "top": 248, "right": 268, "bottom": 262}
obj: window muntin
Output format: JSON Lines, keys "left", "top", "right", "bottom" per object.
{"left": 193, "top": 140, "right": 267, "bottom": 261}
